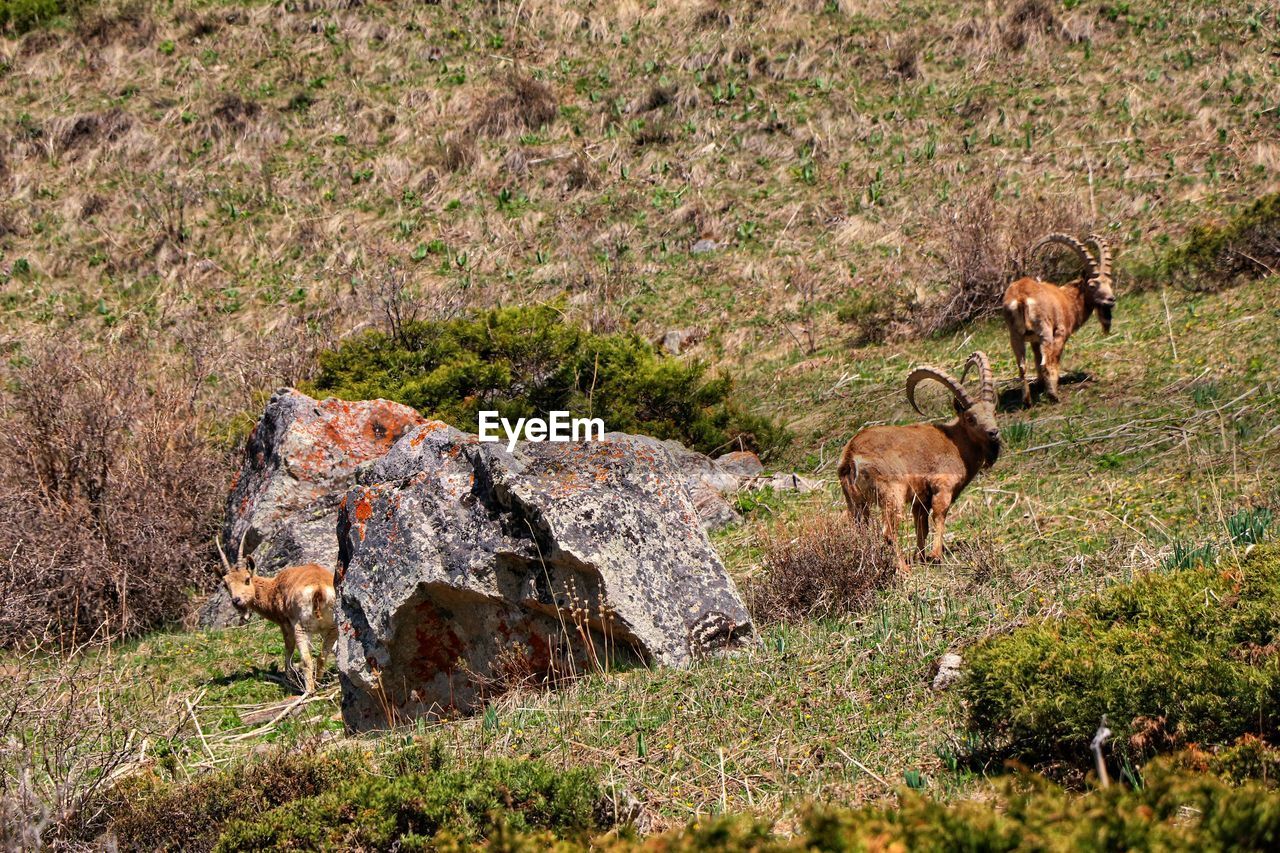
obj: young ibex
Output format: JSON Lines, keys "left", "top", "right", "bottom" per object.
{"left": 217, "top": 536, "right": 337, "bottom": 694}
{"left": 1002, "top": 232, "right": 1115, "bottom": 406}
{"left": 837, "top": 352, "right": 1000, "bottom": 573}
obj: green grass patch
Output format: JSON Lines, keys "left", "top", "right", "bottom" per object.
{"left": 0, "top": 0, "right": 76, "bottom": 34}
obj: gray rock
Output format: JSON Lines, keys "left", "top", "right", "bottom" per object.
{"left": 201, "top": 389, "right": 425, "bottom": 627}
{"left": 658, "top": 328, "right": 700, "bottom": 355}
{"left": 931, "top": 653, "right": 964, "bottom": 691}
{"left": 622, "top": 435, "right": 743, "bottom": 530}
{"left": 690, "top": 238, "right": 718, "bottom": 255}
{"left": 748, "top": 472, "right": 821, "bottom": 494}
{"left": 335, "top": 425, "right": 754, "bottom": 729}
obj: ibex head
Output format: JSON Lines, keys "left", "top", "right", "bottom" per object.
{"left": 215, "top": 531, "right": 257, "bottom": 612}
{"left": 1034, "top": 232, "right": 1115, "bottom": 333}
{"left": 906, "top": 351, "right": 1000, "bottom": 467}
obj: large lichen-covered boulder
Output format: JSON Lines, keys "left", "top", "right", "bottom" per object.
{"left": 335, "top": 424, "right": 754, "bottom": 730}
{"left": 201, "top": 389, "right": 424, "bottom": 626}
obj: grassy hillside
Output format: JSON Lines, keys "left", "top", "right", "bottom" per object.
{"left": 8, "top": 274, "right": 1277, "bottom": 841}
{"left": 2, "top": 0, "right": 1277, "bottom": 364}
{"left": 2, "top": 0, "right": 1279, "bottom": 846}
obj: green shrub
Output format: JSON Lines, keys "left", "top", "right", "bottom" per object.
{"left": 964, "top": 543, "right": 1280, "bottom": 765}
{"left": 101, "top": 746, "right": 366, "bottom": 851}
{"left": 587, "top": 760, "right": 1280, "bottom": 851}
{"left": 213, "top": 756, "right": 603, "bottom": 851}
{"left": 1165, "top": 192, "right": 1280, "bottom": 291}
{"left": 792, "top": 762, "right": 1280, "bottom": 852}
{"left": 309, "top": 304, "right": 785, "bottom": 456}
{"left": 0, "top": 0, "right": 74, "bottom": 34}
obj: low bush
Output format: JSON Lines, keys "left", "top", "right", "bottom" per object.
{"left": 1166, "top": 192, "right": 1280, "bottom": 291}
{"left": 310, "top": 303, "right": 785, "bottom": 457}
{"left": 963, "top": 542, "right": 1280, "bottom": 766}
{"left": 213, "top": 755, "right": 603, "bottom": 851}
{"left": 100, "top": 746, "right": 365, "bottom": 852}
{"left": 363, "top": 758, "right": 1280, "bottom": 850}
{"left": 788, "top": 761, "right": 1280, "bottom": 852}
{"left": 747, "top": 514, "right": 896, "bottom": 623}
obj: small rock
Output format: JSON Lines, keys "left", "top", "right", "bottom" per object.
{"left": 932, "top": 653, "right": 964, "bottom": 691}
{"left": 716, "top": 451, "right": 764, "bottom": 478}
{"left": 690, "top": 238, "right": 718, "bottom": 255}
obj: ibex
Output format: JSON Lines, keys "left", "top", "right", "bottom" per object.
{"left": 217, "top": 536, "right": 337, "bottom": 694}
{"left": 837, "top": 352, "right": 1000, "bottom": 573}
{"left": 1002, "top": 232, "right": 1114, "bottom": 406}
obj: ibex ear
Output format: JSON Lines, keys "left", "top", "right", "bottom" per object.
{"left": 245, "top": 556, "right": 257, "bottom": 576}
{"left": 952, "top": 398, "right": 966, "bottom": 415}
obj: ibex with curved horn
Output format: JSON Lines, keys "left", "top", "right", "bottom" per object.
{"left": 216, "top": 533, "right": 337, "bottom": 694}
{"left": 837, "top": 352, "right": 1001, "bottom": 573}
{"left": 1002, "top": 232, "right": 1115, "bottom": 406}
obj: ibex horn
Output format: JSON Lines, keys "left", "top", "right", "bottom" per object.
{"left": 906, "top": 366, "right": 973, "bottom": 415}
{"left": 214, "top": 536, "right": 232, "bottom": 573}
{"left": 960, "top": 351, "right": 996, "bottom": 404}
{"left": 1085, "top": 233, "right": 1112, "bottom": 282}
{"left": 1032, "top": 232, "right": 1099, "bottom": 284}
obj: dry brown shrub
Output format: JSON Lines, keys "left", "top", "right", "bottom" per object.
{"left": 469, "top": 73, "right": 558, "bottom": 138}
{"left": 1, "top": 641, "right": 137, "bottom": 849}
{"left": 0, "top": 340, "right": 226, "bottom": 649}
{"left": 1002, "top": 0, "right": 1057, "bottom": 51}
{"left": 916, "top": 182, "right": 1087, "bottom": 335}
{"left": 748, "top": 513, "right": 897, "bottom": 623}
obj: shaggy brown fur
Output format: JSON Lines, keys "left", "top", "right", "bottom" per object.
{"left": 837, "top": 352, "right": 1001, "bottom": 573}
{"left": 219, "top": 550, "right": 337, "bottom": 694}
{"left": 1003, "top": 232, "right": 1114, "bottom": 406}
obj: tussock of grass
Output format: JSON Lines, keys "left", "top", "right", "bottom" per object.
{"left": 747, "top": 514, "right": 896, "bottom": 623}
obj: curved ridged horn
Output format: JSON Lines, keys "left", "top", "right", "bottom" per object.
{"left": 960, "top": 351, "right": 995, "bottom": 404}
{"left": 1085, "top": 233, "right": 1112, "bottom": 282}
{"left": 906, "top": 366, "right": 974, "bottom": 415}
{"left": 237, "top": 528, "right": 251, "bottom": 561}
{"left": 215, "top": 536, "right": 232, "bottom": 573}
{"left": 1032, "top": 232, "right": 1099, "bottom": 283}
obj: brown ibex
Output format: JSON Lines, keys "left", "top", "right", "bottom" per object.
{"left": 837, "top": 352, "right": 1000, "bottom": 573}
{"left": 217, "top": 536, "right": 337, "bottom": 694}
{"left": 1002, "top": 232, "right": 1115, "bottom": 406}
